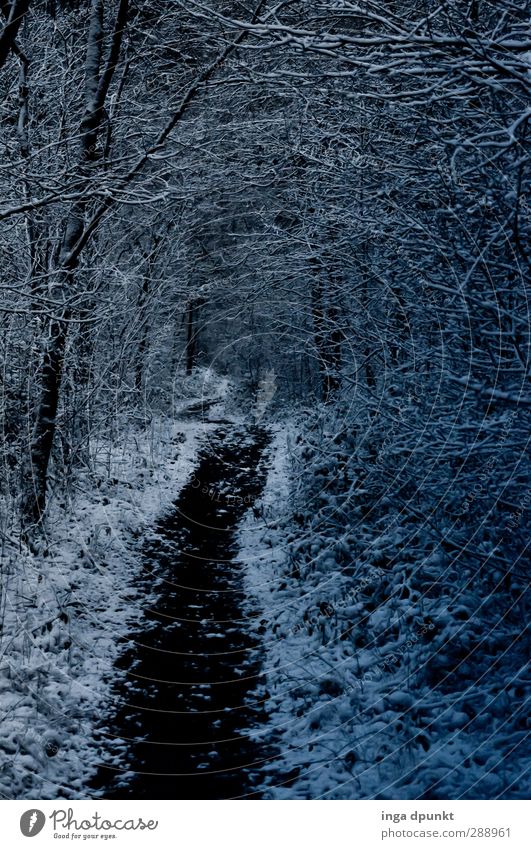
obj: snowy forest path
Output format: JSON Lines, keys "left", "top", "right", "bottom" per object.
{"left": 91, "top": 418, "right": 272, "bottom": 799}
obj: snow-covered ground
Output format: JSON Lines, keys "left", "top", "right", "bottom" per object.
{"left": 236, "top": 414, "right": 529, "bottom": 800}
{"left": 1, "top": 376, "right": 526, "bottom": 801}
{"left": 0, "top": 371, "right": 228, "bottom": 799}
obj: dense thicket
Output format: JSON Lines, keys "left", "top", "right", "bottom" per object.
{"left": 0, "top": 0, "right": 529, "bottom": 797}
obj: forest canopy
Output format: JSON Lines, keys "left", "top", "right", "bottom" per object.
{"left": 0, "top": 0, "right": 529, "bottom": 802}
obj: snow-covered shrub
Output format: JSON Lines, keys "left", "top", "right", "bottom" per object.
{"left": 258, "top": 396, "right": 529, "bottom": 799}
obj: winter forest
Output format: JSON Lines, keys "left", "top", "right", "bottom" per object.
{"left": 0, "top": 0, "right": 529, "bottom": 801}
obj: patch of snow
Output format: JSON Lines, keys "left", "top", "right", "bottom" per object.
{"left": 0, "top": 387, "right": 224, "bottom": 799}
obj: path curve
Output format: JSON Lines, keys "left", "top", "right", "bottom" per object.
{"left": 91, "top": 422, "right": 272, "bottom": 799}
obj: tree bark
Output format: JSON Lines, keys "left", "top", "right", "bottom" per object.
{"left": 21, "top": 0, "right": 129, "bottom": 526}
{"left": 310, "top": 255, "right": 342, "bottom": 403}
{"left": 21, "top": 318, "right": 68, "bottom": 523}
{"left": 0, "top": 0, "right": 30, "bottom": 70}
{"left": 185, "top": 298, "right": 202, "bottom": 376}
{"left": 135, "top": 275, "right": 151, "bottom": 394}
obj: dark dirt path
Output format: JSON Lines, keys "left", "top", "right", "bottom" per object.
{"left": 91, "top": 422, "right": 272, "bottom": 799}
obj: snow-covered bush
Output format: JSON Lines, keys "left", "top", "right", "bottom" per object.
{"left": 256, "top": 398, "right": 529, "bottom": 799}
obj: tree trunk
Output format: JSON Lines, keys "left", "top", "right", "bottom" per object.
{"left": 0, "top": 0, "right": 31, "bottom": 70}
{"left": 310, "top": 256, "right": 342, "bottom": 403}
{"left": 21, "top": 0, "right": 129, "bottom": 527}
{"left": 21, "top": 317, "right": 67, "bottom": 524}
{"left": 135, "top": 275, "right": 151, "bottom": 394}
{"left": 185, "top": 298, "right": 201, "bottom": 375}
